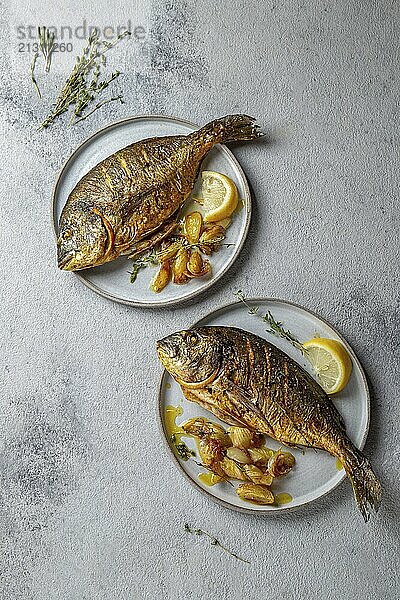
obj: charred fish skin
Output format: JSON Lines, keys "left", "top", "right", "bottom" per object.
{"left": 57, "top": 115, "right": 263, "bottom": 271}
{"left": 156, "top": 326, "right": 381, "bottom": 521}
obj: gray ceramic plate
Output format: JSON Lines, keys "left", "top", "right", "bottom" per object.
{"left": 158, "top": 298, "right": 370, "bottom": 514}
{"left": 52, "top": 115, "right": 251, "bottom": 307}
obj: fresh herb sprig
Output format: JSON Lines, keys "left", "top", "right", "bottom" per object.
{"left": 192, "top": 240, "right": 235, "bottom": 250}
{"left": 39, "top": 29, "right": 130, "bottom": 129}
{"left": 38, "top": 26, "right": 56, "bottom": 73}
{"left": 129, "top": 250, "right": 159, "bottom": 283}
{"left": 184, "top": 523, "right": 250, "bottom": 564}
{"left": 167, "top": 235, "right": 235, "bottom": 251}
{"left": 234, "top": 290, "right": 307, "bottom": 355}
{"left": 30, "top": 27, "right": 56, "bottom": 98}
{"left": 30, "top": 52, "right": 41, "bottom": 98}
{"left": 170, "top": 434, "right": 195, "bottom": 461}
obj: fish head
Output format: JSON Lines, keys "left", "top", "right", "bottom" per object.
{"left": 157, "top": 328, "right": 223, "bottom": 388}
{"left": 57, "top": 204, "right": 108, "bottom": 271}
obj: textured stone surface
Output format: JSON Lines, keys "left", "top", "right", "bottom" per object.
{"left": 1, "top": 0, "right": 399, "bottom": 598}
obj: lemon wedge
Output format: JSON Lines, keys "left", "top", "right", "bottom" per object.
{"left": 200, "top": 171, "right": 238, "bottom": 222}
{"left": 303, "top": 338, "right": 353, "bottom": 394}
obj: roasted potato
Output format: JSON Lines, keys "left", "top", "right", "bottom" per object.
{"left": 236, "top": 484, "right": 275, "bottom": 505}
{"left": 150, "top": 261, "right": 171, "bottom": 293}
{"left": 184, "top": 211, "right": 203, "bottom": 244}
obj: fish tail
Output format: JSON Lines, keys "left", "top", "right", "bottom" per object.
{"left": 197, "top": 115, "right": 264, "bottom": 145}
{"left": 340, "top": 442, "right": 381, "bottom": 522}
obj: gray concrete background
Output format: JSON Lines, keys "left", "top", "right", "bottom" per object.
{"left": 1, "top": 0, "right": 399, "bottom": 598}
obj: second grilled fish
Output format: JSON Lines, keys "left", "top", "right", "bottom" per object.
{"left": 157, "top": 326, "right": 382, "bottom": 521}
{"left": 57, "top": 115, "right": 262, "bottom": 271}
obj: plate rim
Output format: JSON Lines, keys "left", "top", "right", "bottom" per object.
{"left": 51, "top": 114, "right": 252, "bottom": 308}
{"left": 156, "top": 297, "right": 371, "bottom": 515}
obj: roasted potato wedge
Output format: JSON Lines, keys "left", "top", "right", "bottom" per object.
{"left": 268, "top": 451, "right": 295, "bottom": 478}
{"left": 184, "top": 211, "right": 203, "bottom": 244}
{"left": 151, "top": 261, "right": 171, "bottom": 293}
{"left": 156, "top": 240, "right": 182, "bottom": 262}
{"left": 236, "top": 484, "right": 275, "bottom": 505}
{"left": 172, "top": 248, "right": 190, "bottom": 284}
{"left": 226, "top": 447, "right": 252, "bottom": 464}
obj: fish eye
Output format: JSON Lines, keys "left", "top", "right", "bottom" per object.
{"left": 186, "top": 332, "right": 199, "bottom": 345}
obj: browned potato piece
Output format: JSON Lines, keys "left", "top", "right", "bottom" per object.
{"left": 248, "top": 447, "right": 275, "bottom": 465}
{"left": 182, "top": 418, "right": 231, "bottom": 447}
{"left": 197, "top": 257, "right": 211, "bottom": 277}
{"left": 183, "top": 417, "right": 224, "bottom": 438}
{"left": 268, "top": 451, "right": 295, "bottom": 478}
{"left": 184, "top": 211, "right": 203, "bottom": 244}
{"left": 220, "top": 457, "right": 248, "bottom": 481}
{"left": 199, "top": 437, "right": 226, "bottom": 468}
{"left": 259, "top": 473, "right": 274, "bottom": 486}
{"left": 172, "top": 248, "right": 189, "bottom": 284}
{"left": 186, "top": 249, "right": 204, "bottom": 276}
{"left": 236, "top": 484, "right": 275, "bottom": 505}
{"left": 226, "top": 447, "right": 252, "bottom": 464}
{"left": 199, "top": 224, "right": 226, "bottom": 254}
{"left": 228, "top": 427, "right": 264, "bottom": 449}
{"left": 151, "top": 261, "right": 171, "bottom": 293}
{"left": 157, "top": 240, "right": 182, "bottom": 262}
{"left": 200, "top": 224, "right": 226, "bottom": 242}
{"left": 242, "top": 464, "right": 265, "bottom": 483}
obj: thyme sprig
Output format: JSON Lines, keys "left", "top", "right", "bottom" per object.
{"left": 170, "top": 434, "right": 195, "bottom": 461}
{"left": 39, "top": 29, "right": 130, "bottom": 129}
{"left": 38, "top": 26, "right": 56, "bottom": 73}
{"left": 184, "top": 523, "right": 250, "bottom": 563}
{"left": 263, "top": 310, "right": 307, "bottom": 354}
{"left": 30, "top": 52, "right": 41, "bottom": 98}
{"left": 128, "top": 250, "right": 159, "bottom": 283}
{"left": 234, "top": 290, "right": 307, "bottom": 355}
{"left": 190, "top": 240, "right": 235, "bottom": 250}
{"left": 167, "top": 235, "right": 235, "bottom": 251}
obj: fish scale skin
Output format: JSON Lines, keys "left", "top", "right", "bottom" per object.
{"left": 195, "top": 327, "right": 348, "bottom": 453}
{"left": 58, "top": 115, "right": 262, "bottom": 270}
{"left": 157, "top": 325, "right": 381, "bottom": 520}
{"left": 64, "top": 136, "right": 196, "bottom": 254}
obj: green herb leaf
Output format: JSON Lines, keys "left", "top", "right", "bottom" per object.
{"left": 129, "top": 249, "right": 159, "bottom": 284}
{"left": 30, "top": 52, "right": 41, "bottom": 98}
{"left": 184, "top": 523, "right": 250, "bottom": 564}
{"left": 39, "top": 29, "right": 130, "bottom": 129}
{"left": 234, "top": 290, "right": 307, "bottom": 355}
{"left": 38, "top": 26, "right": 56, "bottom": 73}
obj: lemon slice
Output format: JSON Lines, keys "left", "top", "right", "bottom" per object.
{"left": 200, "top": 171, "right": 238, "bottom": 222}
{"left": 303, "top": 338, "right": 353, "bottom": 394}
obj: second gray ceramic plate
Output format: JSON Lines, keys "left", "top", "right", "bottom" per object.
{"left": 52, "top": 115, "right": 252, "bottom": 307}
{"left": 158, "top": 299, "right": 370, "bottom": 514}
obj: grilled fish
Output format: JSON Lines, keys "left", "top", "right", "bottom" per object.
{"left": 57, "top": 115, "right": 262, "bottom": 271}
{"left": 157, "top": 326, "right": 381, "bottom": 521}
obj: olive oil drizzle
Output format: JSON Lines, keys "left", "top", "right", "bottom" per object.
{"left": 275, "top": 492, "right": 293, "bottom": 505}
{"left": 198, "top": 472, "right": 222, "bottom": 486}
{"left": 165, "top": 405, "right": 195, "bottom": 461}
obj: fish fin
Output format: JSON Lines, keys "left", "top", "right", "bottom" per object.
{"left": 92, "top": 208, "right": 115, "bottom": 258}
{"left": 216, "top": 375, "right": 316, "bottom": 449}
{"left": 126, "top": 212, "right": 180, "bottom": 259}
{"left": 214, "top": 376, "right": 277, "bottom": 437}
{"left": 197, "top": 115, "right": 264, "bottom": 144}
{"left": 340, "top": 442, "right": 382, "bottom": 522}
{"left": 181, "top": 387, "right": 244, "bottom": 427}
